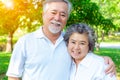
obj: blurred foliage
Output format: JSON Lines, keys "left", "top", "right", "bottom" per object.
{"left": 101, "top": 35, "right": 120, "bottom": 43}
{"left": 68, "top": 0, "right": 115, "bottom": 31}
{"left": 0, "top": 0, "right": 43, "bottom": 52}
{"left": 0, "top": 0, "right": 43, "bottom": 35}
{"left": 91, "top": 0, "right": 120, "bottom": 32}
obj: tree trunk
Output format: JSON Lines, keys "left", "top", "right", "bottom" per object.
{"left": 101, "top": 30, "right": 104, "bottom": 41}
{"left": 95, "top": 29, "right": 100, "bottom": 51}
{"left": 5, "top": 32, "right": 13, "bottom": 53}
{"left": 95, "top": 43, "right": 100, "bottom": 51}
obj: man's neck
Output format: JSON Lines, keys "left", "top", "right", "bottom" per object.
{"left": 42, "top": 27, "right": 61, "bottom": 44}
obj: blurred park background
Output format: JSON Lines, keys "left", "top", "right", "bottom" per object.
{"left": 0, "top": 0, "right": 120, "bottom": 80}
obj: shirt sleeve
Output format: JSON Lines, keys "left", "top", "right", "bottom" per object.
{"left": 6, "top": 37, "right": 26, "bottom": 77}
{"left": 92, "top": 56, "right": 117, "bottom": 80}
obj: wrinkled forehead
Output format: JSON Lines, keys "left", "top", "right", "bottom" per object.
{"left": 43, "top": 1, "right": 69, "bottom": 16}
{"left": 48, "top": 2, "right": 68, "bottom": 11}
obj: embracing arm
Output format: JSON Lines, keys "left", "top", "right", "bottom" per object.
{"left": 103, "top": 56, "right": 116, "bottom": 76}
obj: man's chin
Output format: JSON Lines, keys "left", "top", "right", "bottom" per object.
{"left": 49, "top": 27, "right": 61, "bottom": 34}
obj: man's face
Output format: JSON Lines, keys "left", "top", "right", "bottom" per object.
{"left": 42, "top": 2, "right": 68, "bottom": 34}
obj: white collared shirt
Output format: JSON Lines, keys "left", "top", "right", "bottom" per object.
{"left": 70, "top": 52, "right": 116, "bottom": 80}
{"left": 6, "top": 27, "right": 72, "bottom": 80}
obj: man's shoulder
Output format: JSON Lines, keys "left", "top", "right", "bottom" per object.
{"left": 21, "top": 27, "right": 42, "bottom": 39}
{"left": 21, "top": 32, "right": 35, "bottom": 39}
{"left": 17, "top": 29, "right": 39, "bottom": 43}
{"left": 89, "top": 53, "right": 105, "bottom": 64}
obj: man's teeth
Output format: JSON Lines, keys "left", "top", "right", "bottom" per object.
{"left": 51, "top": 22, "right": 61, "bottom": 26}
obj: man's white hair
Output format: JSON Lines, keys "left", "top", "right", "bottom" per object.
{"left": 42, "top": 0, "right": 72, "bottom": 16}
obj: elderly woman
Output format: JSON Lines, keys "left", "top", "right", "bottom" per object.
{"left": 64, "top": 23, "right": 116, "bottom": 80}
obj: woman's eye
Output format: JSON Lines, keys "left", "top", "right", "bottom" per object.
{"left": 80, "top": 43, "right": 86, "bottom": 45}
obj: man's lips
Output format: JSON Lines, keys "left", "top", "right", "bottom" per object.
{"left": 51, "top": 21, "right": 61, "bottom": 27}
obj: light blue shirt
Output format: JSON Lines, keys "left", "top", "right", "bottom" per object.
{"left": 6, "top": 27, "right": 72, "bottom": 80}
{"left": 70, "top": 52, "right": 116, "bottom": 80}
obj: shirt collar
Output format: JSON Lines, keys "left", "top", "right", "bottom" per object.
{"left": 72, "top": 52, "right": 94, "bottom": 68}
{"left": 79, "top": 52, "right": 94, "bottom": 68}
{"left": 34, "top": 26, "right": 46, "bottom": 39}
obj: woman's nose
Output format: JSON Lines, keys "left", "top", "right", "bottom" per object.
{"left": 74, "top": 44, "right": 80, "bottom": 50}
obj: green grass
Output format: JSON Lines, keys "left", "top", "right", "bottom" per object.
{"left": 0, "top": 52, "right": 11, "bottom": 80}
{"left": 0, "top": 48, "right": 120, "bottom": 80}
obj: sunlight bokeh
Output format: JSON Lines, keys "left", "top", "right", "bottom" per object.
{"left": 1, "top": 0, "right": 14, "bottom": 9}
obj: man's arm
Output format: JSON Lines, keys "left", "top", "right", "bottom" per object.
{"left": 103, "top": 56, "right": 116, "bottom": 76}
{"left": 8, "top": 77, "right": 20, "bottom": 80}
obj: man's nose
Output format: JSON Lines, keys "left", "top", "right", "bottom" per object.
{"left": 54, "top": 13, "right": 61, "bottom": 21}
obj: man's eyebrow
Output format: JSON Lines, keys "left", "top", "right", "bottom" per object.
{"left": 51, "top": 10, "right": 67, "bottom": 14}
{"left": 61, "top": 12, "right": 67, "bottom": 14}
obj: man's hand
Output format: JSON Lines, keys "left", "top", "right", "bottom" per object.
{"left": 103, "top": 56, "right": 116, "bottom": 76}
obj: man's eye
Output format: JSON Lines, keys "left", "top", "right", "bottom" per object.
{"left": 51, "top": 12, "right": 56, "bottom": 14}
{"left": 71, "top": 42, "right": 75, "bottom": 44}
{"left": 61, "top": 14, "right": 65, "bottom": 17}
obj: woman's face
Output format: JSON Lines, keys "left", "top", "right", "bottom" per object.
{"left": 67, "top": 32, "right": 89, "bottom": 63}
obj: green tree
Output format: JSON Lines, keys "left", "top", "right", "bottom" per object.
{"left": 68, "top": 0, "right": 114, "bottom": 30}
{"left": 91, "top": 0, "right": 120, "bottom": 32}
{"left": 0, "top": 0, "right": 43, "bottom": 52}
